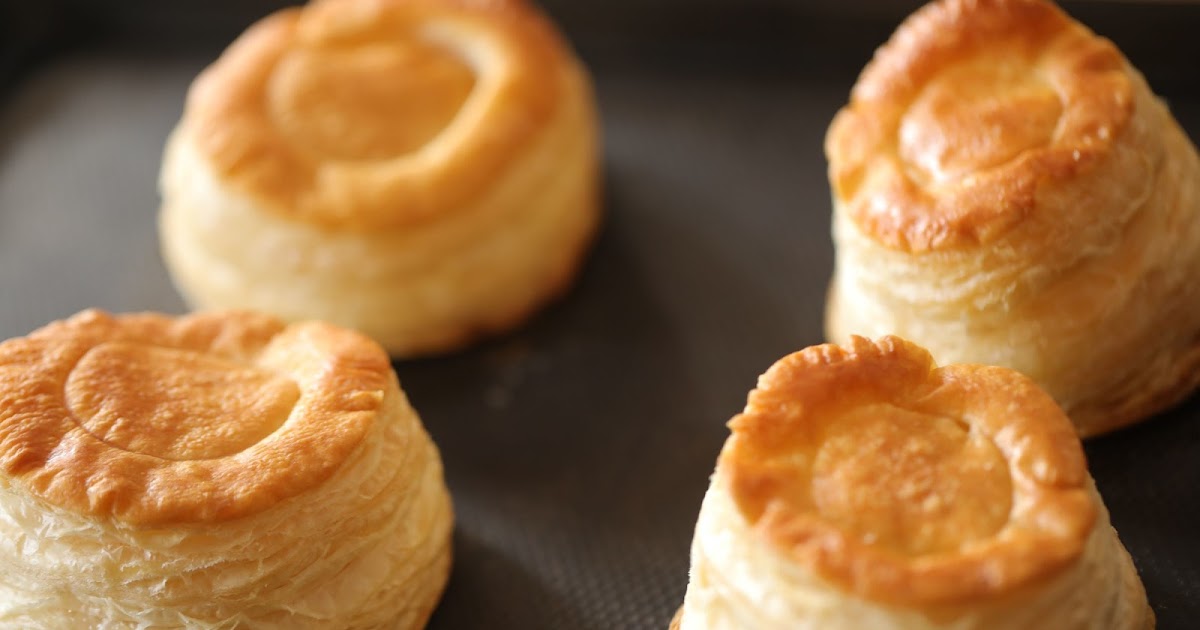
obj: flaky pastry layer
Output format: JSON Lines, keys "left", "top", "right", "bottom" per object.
{"left": 160, "top": 0, "right": 600, "bottom": 357}
{"left": 824, "top": 0, "right": 1200, "bottom": 435}
{"left": 676, "top": 337, "right": 1152, "bottom": 629}
{"left": 0, "top": 310, "right": 453, "bottom": 628}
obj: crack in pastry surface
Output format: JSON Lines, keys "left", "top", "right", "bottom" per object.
{"left": 64, "top": 342, "right": 299, "bottom": 461}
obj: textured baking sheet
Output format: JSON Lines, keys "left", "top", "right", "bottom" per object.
{"left": 1, "top": 6, "right": 1198, "bottom": 629}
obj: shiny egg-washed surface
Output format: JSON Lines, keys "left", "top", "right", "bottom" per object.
{"left": 0, "top": 8, "right": 1197, "bottom": 628}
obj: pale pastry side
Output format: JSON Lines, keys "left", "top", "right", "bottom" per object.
{"left": 0, "top": 309, "right": 453, "bottom": 628}
{"left": 675, "top": 336, "right": 1153, "bottom": 630}
{"left": 159, "top": 0, "right": 600, "bottom": 358}
{"left": 824, "top": 0, "right": 1200, "bottom": 436}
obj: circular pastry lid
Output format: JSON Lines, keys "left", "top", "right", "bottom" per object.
{"left": 825, "top": 0, "right": 1137, "bottom": 253}
{"left": 722, "top": 336, "right": 1097, "bottom": 605}
{"left": 0, "top": 309, "right": 390, "bottom": 526}
{"left": 181, "top": 0, "right": 581, "bottom": 231}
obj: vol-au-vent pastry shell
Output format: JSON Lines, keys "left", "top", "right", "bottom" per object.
{"left": 0, "top": 309, "right": 453, "bottom": 629}
{"left": 160, "top": 0, "right": 600, "bottom": 357}
{"left": 676, "top": 337, "right": 1153, "bottom": 630}
{"left": 824, "top": 0, "right": 1200, "bottom": 436}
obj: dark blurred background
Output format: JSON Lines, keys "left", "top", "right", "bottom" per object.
{"left": 4, "top": 1, "right": 1200, "bottom": 93}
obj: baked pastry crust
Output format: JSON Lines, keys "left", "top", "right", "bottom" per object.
{"left": 160, "top": 0, "right": 599, "bottom": 357}
{"left": 824, "top": 0, "right": 1200, "bottom": 435}
{"left": 0, "top": 309, "right": 453, "bottom": 628}
{"left": 676, "top": 337, "right": 1153, "bottom": 629}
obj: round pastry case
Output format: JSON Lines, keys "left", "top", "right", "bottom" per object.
{"left": 0, "top": 1, "right": 1195, "bottom": 627}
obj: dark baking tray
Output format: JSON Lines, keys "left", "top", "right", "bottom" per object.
{"left": 0, "top": 1, "right": 1197, "bottom": 628}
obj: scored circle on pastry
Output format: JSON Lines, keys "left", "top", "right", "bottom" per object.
{"left": 725, "top": 336, "right": 1093, "bottom": 604}
{"left": 0, "top": 309, "right": 380, "bottom": 524}
{"left": 0, "top": 310, "right": 453, "bottom": 628}
{"left": 675, "top": 337, "right": 1153, "bottom": 629}
{"left": 827, "top": 0, "right": 1132, "bottom": 252}
{"left": 186, "top": 0, "right": 566, "bottom": 229}
{"left": 161, "top": 0, "right": 600, "bottom": 357}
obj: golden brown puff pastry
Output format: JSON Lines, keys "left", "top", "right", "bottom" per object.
{"left": 824, "top": 0, "right": 1200, "bottom": 436}
{"left": 159, "top": 0, "right": 600, "bottom": 358}
{"left": 675, "top": 337, "right": 1152, "bottom": 630}
{"left": 0, "top": 309, "right": 453, "bottom": 628}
